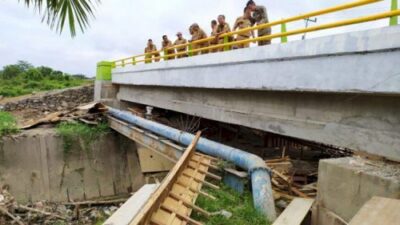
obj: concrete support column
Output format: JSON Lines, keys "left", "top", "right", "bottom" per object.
{"left": 95, "top": 61, "right": 118, "bottom": 101}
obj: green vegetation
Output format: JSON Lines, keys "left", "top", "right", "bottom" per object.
{"left": 56, "top": 122, "right": 109, "bottom": 154}
{"left": 0, "top": 61, "right": 92, "bottom": 97}
{"left": 21, "top": 0, "right": 100, "bottom": 37}
{"left": 193, "top": 186, "right": 270, "bottom": 225}
{"left": 0, "top": 112, "right": 19, "bottom": 137}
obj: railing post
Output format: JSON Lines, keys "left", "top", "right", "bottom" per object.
{"left": 163, "top": 49, "right": 168, "bottom": 61}
{"left": 281, "top": 22, "right": 288, "bottom": 43}
{"left": 96, "top": 61, "right": 113, "bottom": 81}
{"left": 188, "top": 44, "right": 193, "bottom": 57}
{"left": 223, "top": 36, "right": 229, "bottom": 51}
{"left": 145, "top": 53, "right": 151, "bottom": 64}
{"left": 132, "top": 57, "right": 136, "bottom": 66}
{"left": 121, "top": 59, "right": 125, "bottom": 67}
{"left": 390, "top": 0, "right": 398, "bottom": 26}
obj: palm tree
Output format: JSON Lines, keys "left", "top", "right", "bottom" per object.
{"left": 20, "top": 0, "right": 100, "bottom": 37}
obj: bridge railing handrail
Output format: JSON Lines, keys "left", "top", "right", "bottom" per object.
{"left": 112, "top": 0, "right": 399, "bottom": 67}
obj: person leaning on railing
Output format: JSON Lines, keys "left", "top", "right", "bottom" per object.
{"left": 247, "top": 0, "right": 272, "bottom": 46}
{"left": 144, "top": 39, "right": 160, "bottom": 64}
{"left": 233, "top": 6, "right": 255, "bottom": 49}
{"left": 215, "top": 15, "right": 233, "bottom": 51}
{"left": 161, "top": 35, "right": 176, "bottom": 60}
{"left": 173, "top": 32, "right": 188, "bottom": 58}
{"left": 210, "top": 20, "right": 219, "bottom": 53}
{"left": 189, "top": 23, "right": 209, "bottom": 55}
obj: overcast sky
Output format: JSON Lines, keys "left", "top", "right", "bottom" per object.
{"left": 0, "top": 0, "right": 393, "bottom": 76}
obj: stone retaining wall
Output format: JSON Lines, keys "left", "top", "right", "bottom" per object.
{"left": 2, "top": 85, "right": 94, "bottom": 112}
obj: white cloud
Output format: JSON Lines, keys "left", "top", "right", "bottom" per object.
{"left": 0, "top": 0, "right": 394, "bottom": 77}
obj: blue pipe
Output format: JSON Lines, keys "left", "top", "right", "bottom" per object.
{"left": 108, "top": 108, "right": 277, "bottom": 221}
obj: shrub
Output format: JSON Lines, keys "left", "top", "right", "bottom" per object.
{"left": 56, "top": 122, "right": 109, "bottom": 154}
{"left": 0, "top": 112, "right": 19, "bottom": 137}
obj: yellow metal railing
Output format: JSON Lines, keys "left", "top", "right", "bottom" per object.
{"left": 112, "top": 0, "right": 400, "bottom": 68}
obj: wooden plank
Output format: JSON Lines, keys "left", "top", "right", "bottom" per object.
{"left": 129, "top": 132, "right": 203, "bottom": 225}
{"left": 272, "top": 198, "right": 314, "bottom": 225}
{"left": 104, "top": 184, "right": 159, "bottom": 225}
{"left": 348, "top": 197, "right": 400, "bottom": 225}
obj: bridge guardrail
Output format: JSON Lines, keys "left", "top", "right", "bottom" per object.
{"left": 111, "top": 0, "right": 399, "bottom": 68}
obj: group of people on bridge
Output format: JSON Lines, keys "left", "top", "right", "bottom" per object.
{"left": 144, "top": 0, "right": 271, "bottom": 63}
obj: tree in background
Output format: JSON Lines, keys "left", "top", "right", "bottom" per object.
{"left": 19, "top": 0, "right": 101, "bottom": 37}
{"left": 1, "top": 61, "right": 32, "bottom": 79}
{"left": 0, "top": 61, "right": 92, "bottom": 97}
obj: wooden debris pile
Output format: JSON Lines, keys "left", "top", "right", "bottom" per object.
{"left": 20, "top": 102, "right": 108, "bottom": 129}
{"left": 0, "top": 186, "right": 131, "bottom": 225}
{"left": 267, "top": 156, "right": 318, "bottom": 203}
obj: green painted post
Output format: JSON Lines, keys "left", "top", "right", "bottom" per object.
{"left": 164, "top": 49, "right": 168, "bottom": 61}
{"left": 96, "top": 61, "right": 113, "bottom": 81}
{"left": 121, "top": 59, "right": 125, "bottom": 67}
{"left": 390, "top": 0, "right": 398, "bottom": 26}
{"left": 132, "top": 57, "right": 136, "bottom": 66}
{"left": 223, "top": 36, "right": 229, "bottom": 51}
{"left": 188, "top": 44, "right": 193, "bottom": 57}
{"left": 281, "top": 23, "right": 288, "bottom": 43}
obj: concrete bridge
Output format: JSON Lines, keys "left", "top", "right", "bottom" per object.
{"left": 97, "top": 25, "right": 400, "bottom": 162}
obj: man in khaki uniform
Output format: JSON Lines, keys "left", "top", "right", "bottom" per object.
{"left": 144, "top": 39, "right": 160, "bottom": 63}
{"left": 190, "top": 23, "right": 209, "bottom": 55}
{"left": 161, "top": 35, "right": 175, "bottom": 60}
{"left": 210, "top": 20, "right": 219, "bottom": 53}
{"left": 173, "top": 32, "right": 188, "bottom": 58}
{"left": 247, "top": 0, "right": 272, "bottom": 46}
{"left": 215, "top": 15, "right": 232, "bottom": 51}
{"left": 233, "top": 7, "right": 254, "bottom": 49}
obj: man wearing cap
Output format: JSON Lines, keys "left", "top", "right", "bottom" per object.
{"left": 215, "top": 15, "right": 232, "bottom": 51}
{"left": 144, "top": 39, "right": 160, "bottom": 63}
{"left": 233, "top": 6, "right": 254, "bottom": 49}
{"left": 161, "top": 35, "right": 175, "bottom": 60}
{"left": 247, "top": 0, "right": 272, "bottom": 46}
{"left": 174, "top": 32, "right": 188, "bottom": 58}
{"left": 190, "top": 23, "right": 209, "bottom": 55}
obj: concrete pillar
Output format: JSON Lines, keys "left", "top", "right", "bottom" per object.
{"left": 95, "top": 61, "right": 118, "bottom": 101}
{"left": 312, "top": 157, "right": 400, "bottom": 225}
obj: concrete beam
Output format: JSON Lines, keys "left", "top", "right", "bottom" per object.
{"left": 117, "top": 86, "right": 400, "bottom": 161}
{"left": 108, "top": 116, "right": 184, "bottom": 162}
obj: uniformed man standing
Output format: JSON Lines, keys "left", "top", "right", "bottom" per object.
{"left": 173, "top": 32, "right": 188, "bottom": 58}
{"left": 144, "top": 39, "right": 160, "bottom": 63}
{"left": 247, "top": 0, "right": 272, "bottom": 46}
{"left": 210, "top": 20, "right": 219, "bottom": 53}
{"left": 190, "top": 23, "right": 209, "bottom": 55}
{"left": 161, "top": 35, "right": 176, "bottom": 60}
{"left": 233, "top": 7, "right": 254, "bottom": 49}
{"left": 215, "top": 15, "right": 232, "bottom": 51}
